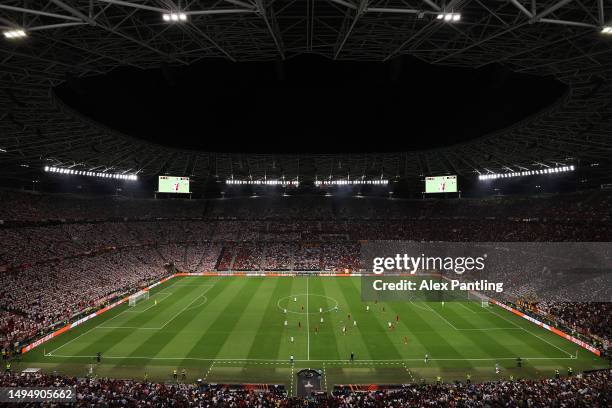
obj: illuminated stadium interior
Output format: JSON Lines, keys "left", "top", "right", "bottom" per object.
{"left": 0, "top": 1, "right": 611, "bottom": 406}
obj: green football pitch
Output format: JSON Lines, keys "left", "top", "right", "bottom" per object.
{"left": 19, "top": 276, "right": 607, "bottom": 394}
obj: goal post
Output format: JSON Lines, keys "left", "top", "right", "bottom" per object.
{"left": 128, "top": 290, "right": 149, "bottom": 306}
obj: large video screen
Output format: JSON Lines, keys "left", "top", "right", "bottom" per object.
{"left": 425, "top": 175, "right": 457, "bottom": 193}
{"left": 158, "top": 176, "right": 190, "bottom": 193}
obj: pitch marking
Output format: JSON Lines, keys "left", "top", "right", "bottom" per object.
{"left": 157, "top": 285, "right": 214, "bottom": 329}
{"left": 46, "top": 354, "right": 578, "bottom": 363}
{"left": 306, "top": 277, "right": 310, "bottom": 360}
{"left": 277, "top": 294, "right": 338, "bottom": 315}
{"left": 421, "top": 302, "right": 459, "bottom": 330}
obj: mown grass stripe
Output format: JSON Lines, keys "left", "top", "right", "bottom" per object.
{"left": 217, "top": 277, "right": 282, "bottom": 359}
{"left": 246, "top": 277, "right": 293, "bottom": 361}
{"left": 276, "top": 276, "right": 309, "bottom": 361}
{"left": 335, "top": 277, "right": 399, "bottom": 362}
{"left": 180, "top": 278, "right": 265, "bottom": 366}
{"left": 311, "top": 275, "right": 341, "bottom": 361}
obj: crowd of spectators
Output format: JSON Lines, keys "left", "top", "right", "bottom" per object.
{"left": 233, "top": 244, "right": 264, "bottom": 271}
{"left": 536, "top": 302, "right": 611, "bottom": 347}
{"left": 294, "top": 245, "right": 322, "bottom": 271}
{"left": 2, "top": 220, "right": 611, "bottom": 273}
{"left": 0, "top": 369, "right": 609, "bottom": 407}
{"left": 323, "top": 370, "right": 611, "bottom": 407}
{"left": 0, "top": 248, "right": 167, "bottom": 346}
{"left": 261, "top": 243, "right": 295, "bottom": 270}
{"left": 1, "top": 189, "right": 611, "bottom": 223}
{"left": 0, "top": 190, "right": 205, "bottom": 222}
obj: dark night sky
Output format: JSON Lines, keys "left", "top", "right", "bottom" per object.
{"left": 56, "top": 55, "right": 566, "bottom": 154}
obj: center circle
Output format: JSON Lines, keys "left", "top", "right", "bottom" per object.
{"left": 277, "top": 294, "right": 339, "bottom": 315}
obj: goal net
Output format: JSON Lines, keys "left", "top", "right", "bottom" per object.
{"left": 467, "top": 290, "right": 490, "bottom": 308}
{"left": 128, "top": 290, "right": 149, "bottom": 306}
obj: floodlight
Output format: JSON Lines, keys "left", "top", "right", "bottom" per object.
{"left": 3, "top": 29, "right": 27, "bottom": 39}
{"left": 478, "top": 165, "right": 576, "bottom": 181}
{"left": 163, "top": 12, "right": 188, "bottom": 22}
{"left": 437, "top": 12, "right": 460, "bottom": 22}
{"left": 43, "top": 166, "right": 137, "bottom": 180}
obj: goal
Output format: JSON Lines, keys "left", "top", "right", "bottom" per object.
{"left": 467, "top": 290, "right": 490, "bottom": 308}
{"left": 128, "top": 290, "right": 149, "bottom": 306}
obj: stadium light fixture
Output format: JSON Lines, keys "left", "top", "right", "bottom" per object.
{"left": 601, "top": 26, "right": 612, "bottom": 34}
{"left": 3, "top": 29, "right": 27, "bottom": 39}
{"left": 44, "top": 166, "right": 138, "bottom": 181}
{"left": 314, "top": 179, "right": 389, "bottom": 186}
{"left": 437, "top": 12, "right": 460, "bottom": 22}
{"left": 163, "top": 12, "right": 188, "bottom": 22}
{"left": 478, "top": 165, "right": 575, "bottom": 181}
{"left": 225, "top": 179, "right": 299, "bottom": 187}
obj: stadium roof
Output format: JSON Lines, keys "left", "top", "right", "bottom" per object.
{"left": 1, "top": 0, "right": 612, "bottom": 181}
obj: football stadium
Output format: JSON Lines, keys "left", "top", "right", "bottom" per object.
{"left": 0, "top": 1, "right": 611, "bottom": 406}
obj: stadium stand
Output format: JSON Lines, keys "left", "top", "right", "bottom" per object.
{"left": 0, "top": 248, "right": 168, "bottom": 345}
{"left": 0, "top": 189, "right": 611, "bottom": 223}
{"left": 0, "top": 369, "right": 609, "bottom": 407}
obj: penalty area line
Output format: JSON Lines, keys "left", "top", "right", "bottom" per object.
{"left": 422, "top": 302, "right": 458, "bottom": 330}
{"left": 46, "top": 304, "right": 134, "bottom": 356}
{"left": 157, "top": 285, "right": 214, "bottom": 329}
{"left": 137, "top": 291, "right": 174, "bottom": 313}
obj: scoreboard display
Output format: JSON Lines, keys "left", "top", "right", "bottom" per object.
{"left": 425, "top": 175, "right": 457, "bottom": 193}
{"left": 158, "top": 176, "right": 190, "bottom": 193}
